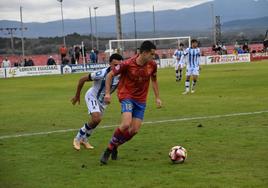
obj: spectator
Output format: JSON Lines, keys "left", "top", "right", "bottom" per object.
{"left": 81, "top": 45, "right": 87, "bottom": 60}
{"left": 93, "top": 47, "right": 99, "bottom": 63}
{"left": 21, "top": 58, "right": 27, "bottom": 67}
{"left": 25, "top": 58, "right": 34, "bottom": 66}
{"left": 234, "top": 41, "right": 240, "bottom": 49}
{"left": 213, "top": 43, "right": 223, "bottom": 55}
{"left": 1, "top": 57, "right": 11, "bottom": 68}
{"left": 62, "top": 57, "right": 70, "bottom": 65}
{"left": 74, "top": 45, "right": 81, "bottom": 64}
{"left": 222, "top": 44, "right": 227, "bottom": 54}
{"left": 14, "top": 62, "right": 19, "bottom": 67}
{"left": 59, "top": 45, "right": 68, "bottom": 63}
{"left": 90, "top": 50, "right": 96, "bottom": 63}
{"left": 242, "top": 43, "right": 250, "bottom": 53}
{"left": 47, "top": 56, "right": 56, "bottom": 65}
{"left": 237, "top": 47, "right": 244, "bottom": 54}
{"left": 69, "top": 46, "right": 74, "bottom": 58}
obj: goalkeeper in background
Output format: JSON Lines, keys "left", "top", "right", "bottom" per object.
{"left": 71, "top": 53, "right": 123, "bottom": 151}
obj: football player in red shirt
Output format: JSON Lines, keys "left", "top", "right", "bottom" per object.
{"left": 100, "top": 41, "right": 162, "bottom": 164}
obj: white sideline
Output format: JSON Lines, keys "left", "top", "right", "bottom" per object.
{"left": 0, "top": 110, "right": 267, "bottom": 140}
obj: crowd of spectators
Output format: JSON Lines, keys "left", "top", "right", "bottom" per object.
{"left": 2, "top": 57, "right": 35, "bottom": 67}
{"left": 62, "top": 45, "right": 99, "bottom": 65}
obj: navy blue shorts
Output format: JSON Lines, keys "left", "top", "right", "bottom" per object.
{"left": 121, "top": 99, "right": 146, "bottom": 120}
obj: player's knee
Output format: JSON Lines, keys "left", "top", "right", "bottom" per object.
{"left": 91, "top": 115, "right": 102, "bottom": 126}
{"left": 119, "top": 120, "right": 131, "bottom": 131}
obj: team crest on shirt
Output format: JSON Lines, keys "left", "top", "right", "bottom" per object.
{"left": 115, "top": 64, "right": 120, "bottom": 71}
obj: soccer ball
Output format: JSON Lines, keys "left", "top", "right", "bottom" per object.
{"left": 169, "top": 146, "right": 187, "bottom": 164}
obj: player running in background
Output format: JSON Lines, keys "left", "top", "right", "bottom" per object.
{"left": 71, "top": 53, "right": 123, "bottom": 151}
{"left": 173, "top": 43, "right": 185, "bottom": 82}
{"left": 100, "top": 41, "right": 162, "bottom": 164}
{"left": 179, "top": 39, "right": 201, "bottom": 94}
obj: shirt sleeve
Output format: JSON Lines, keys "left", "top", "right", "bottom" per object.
{"left": 112, "top": 61, "right": 128, "bottom": 76}
{"left": 90, "top": 69, "right": 105, "bottom": 80}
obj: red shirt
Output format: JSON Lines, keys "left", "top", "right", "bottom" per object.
{"left": 59, "top": 46, "right": 67, "bottom": 55}
{"left": 112, "top": 55, "right": 157, "bottom": 103}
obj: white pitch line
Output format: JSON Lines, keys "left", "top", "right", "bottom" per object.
{"left": 0, "top": 110, "right": 268, "bottom": 140}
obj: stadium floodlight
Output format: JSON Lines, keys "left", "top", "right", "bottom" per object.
{"left": 57, "top": 0, "right": 65, "bottom": 46}
{"left": 89, "top": 7, "right": 94, "bottom": 49}
{"left": 94, "top": 7, "right": 99, "bottom": 50}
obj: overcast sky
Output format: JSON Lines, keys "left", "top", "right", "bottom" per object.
{"left": 0, "top": 0, "right": 212, "bottom": 23}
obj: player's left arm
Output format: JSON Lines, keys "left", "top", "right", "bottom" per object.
{"left": 151, "top": 72, "right": 162, "bottom": 108}
{"left": 71, "top": 74, "right": 90, "bottom": 105}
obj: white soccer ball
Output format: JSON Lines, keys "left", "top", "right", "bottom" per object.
{"left": 169, "top": 146, "right": 187, "bottom": 164}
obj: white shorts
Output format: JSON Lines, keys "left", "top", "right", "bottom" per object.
{"left": 175, "top": 62, "right": 185, "bottom": 70}
{"left": 85, "top": 91, "right": 106, "bottom": 115}
{"left": 186, "top": 67, "right": 199, "bottom": 76}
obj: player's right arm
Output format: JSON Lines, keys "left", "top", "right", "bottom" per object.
{"left": 71, "top": 74, "right": 92, "bottom": 105}
{"left": 104, "top": 71, "right": 115, "bottom": 104}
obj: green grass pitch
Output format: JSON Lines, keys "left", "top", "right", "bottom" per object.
{"left": 0, "top": 61, "right": 268, "bottom": 188}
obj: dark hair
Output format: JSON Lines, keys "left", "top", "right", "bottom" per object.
{"left": 191, "top": 39, "right": 198, "bottom": 44}
{"left": 109, "top": 53, "right": 123, "bottom": 63}
{"left": 140, "top": 41, "right": 156, "bottom": 53}
{"left": 179, "top": 43, "right": 184, "bottom": 46}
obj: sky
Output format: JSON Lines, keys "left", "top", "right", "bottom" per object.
{"left": 0, "top": 0, "right": 212, "bottom": 23}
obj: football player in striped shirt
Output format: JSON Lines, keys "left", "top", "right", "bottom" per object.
{"left": 179, "top": 39, "right": 201, "bottom": 94}
{"left": 173, "top": 43, "right": 185, "bottom": 81}
{"left": 71, "top": 53, "right": 123, "bottom": 151}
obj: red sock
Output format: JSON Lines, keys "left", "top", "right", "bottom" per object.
{"left": 108, "top": 128, "right": 124, "bottom": 150}
{"left": 124, "top": 130, "right": 136, "bottom": 141}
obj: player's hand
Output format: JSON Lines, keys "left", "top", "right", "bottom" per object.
{"left": 156, "top": 98, "right": 162, "bottom": 108}
{"left": 71, "top": 96, "right": 80, "bottom": 105}
{"left": 104, "top": 94, "right": 111, "bottom": 104}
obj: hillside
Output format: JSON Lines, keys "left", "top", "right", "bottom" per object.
{"left": 0, "top": 0, "right": 267, "bottom": 38}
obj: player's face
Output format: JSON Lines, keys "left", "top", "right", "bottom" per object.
{"left": 111, "top": 59, "right": 122, "bottom": 68}
{"left": 191, "top": 41, "right": 198, "bottom": 48}
{"left": 142, "top": 49, "right": 156, "bottom": 62}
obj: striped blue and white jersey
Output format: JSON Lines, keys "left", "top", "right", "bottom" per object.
{"left": 87, "top": 67, "right": 119, "bottom": 105}
{"left": 173, "top": 49, "right": 184, "bottom": 63}
{"left": 180, "top": 47, "right": 201, "bottom": 68}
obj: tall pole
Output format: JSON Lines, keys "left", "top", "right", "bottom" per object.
{"left": 133, "top": 0, "right": 137, "bottom": 49}
{"left": 152, "top": 4, "right": 156, "bottom": 37}
{"left": 211, "top": 3, "right": 216, "bottom": 45}
{"left": 20, "top": 6, "right": 25, "bottom": 59}
{"left": 89, "top": 7, "right": 94, "bottom": 49}
{"left": 94, "top": 7, "right": 99, "bottom": 50}
{"left": 58, "top": 0, "right": 66, "bottom": 46}
{"left": 133, "top": 0, "right": 137, "bottom": 39}
{"left": 115, "top": 0, "right": 123, "bottom": 51}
